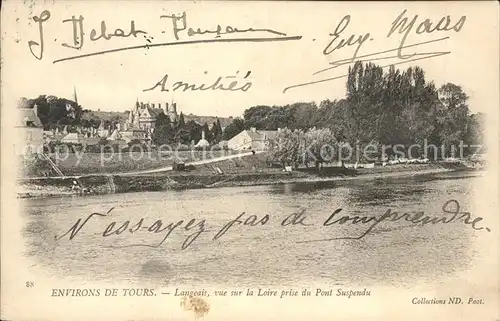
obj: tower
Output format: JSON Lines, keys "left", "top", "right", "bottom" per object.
{"left": 127, "top": 108, "right": 134, "bottom": 124}
{"left": 164, "top": 102, "right": 169, "bottom": 115}
{"left": 168, "top": 101, "right": 178, "bottom": 123}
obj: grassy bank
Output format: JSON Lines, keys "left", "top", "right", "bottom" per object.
{"left": 18, "top": 150, "right": 478, "bottom": 198}
{"left": 17, "top": 162, "right": 460, "bottom": 199}
{"left": 42, "top": 150, "right": 240, "bottom": 176}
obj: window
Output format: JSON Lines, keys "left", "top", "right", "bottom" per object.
{"left": 26, "top": 131, "right": 33, "bottom": 141}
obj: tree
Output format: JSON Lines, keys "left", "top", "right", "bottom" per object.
{"left": 304, "top": 128, "right": 338, "bottom": 171}
{"left": 290, "top": 102, "right": 318, "bottom": 129}
{"left": 185, "top": 120, "right": 203, "bottom": 144}
{"left": 152, "top": 113, "right": 172, "bottom": 145}
{"left": 465, "top": 113, "right": 485, "bottom": 154}
{"left": 216, "top": 118, "right": 223, "bottom": 135}
{"left": 222, "top": 117, "right": 245, "bottom": 140}
{"left": 178, "top": 112, "right": 186, "bottom": 128}
{"left": 210, "top": 118, "right": 223, "bottom": 143}
{"left": 271, "top": 128, "right": 303, "bottom": 168}
{"left": 438, "top": 83, "right": 470, "bottom": 156}
{"left": 155, "top": 112, "right": 170, "bottom": 127}
{"left": 25, "top": 95, "right": 83, "bottom": 129}
{"left": 202, "top": 123, "right": 213, "bottom": 143}
{"left": 237, "top": 62, "right": 477, "bottom": 161}
{"left": 243, "top": 105, "right": 272, "bottom": 128}
{"left": 174, "top": 128, "right": 191, "bottom": 145}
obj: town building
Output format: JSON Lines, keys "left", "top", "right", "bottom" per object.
{"left": 15, "top": 104, "right": 44, "bottom": 155}
{"left": 227, "top": 128, "right": 280, "bottom": 151}
{"left": 124, "top": 100, "right": 179, "bottom": 131}
{"left": 97, "top": 120, "right": 111, "bottom": 138}
{"left": 60, "top": 133, "right": 101, "bottom": 146}
{"left": 121, "top": 100, "right": 179, "bottom": 142}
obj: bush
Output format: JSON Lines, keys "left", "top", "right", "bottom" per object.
{"left": 20, "top": 154, "right": 53, "bottom": 177}
{"left": 127, "top": 139, "right": 142, "bottom": 147}
{"left": 211, "top": 145, "right": 222, "bottom": 151}
{"left": 176, "top": 144, "right": 191, "bottom": 151}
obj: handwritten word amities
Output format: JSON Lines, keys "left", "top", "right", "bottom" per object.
{"left": 143, "top": 71, "right": 252, "bottom": 93}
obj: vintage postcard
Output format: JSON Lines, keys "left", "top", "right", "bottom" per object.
{"left": 1, "top": 1, "right": 499, "bottom": 320}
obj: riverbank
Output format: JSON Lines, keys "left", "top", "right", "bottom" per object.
{"left": 17, "top": 163, "right": 472, "bottom": 199}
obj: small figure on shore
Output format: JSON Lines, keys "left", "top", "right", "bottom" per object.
{"left": 71, "top": 180, "right": 80, "bottom": 192}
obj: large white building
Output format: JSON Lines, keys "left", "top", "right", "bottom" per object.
{"left": 15, "top": 105, "right": 44, "bottom": 155}
{"left": 227, "top": 128, "right": 280, "bottom": 151}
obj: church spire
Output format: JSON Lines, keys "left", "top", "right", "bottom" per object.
{"left": 73, "top": 86, "right": 78, "bottom": 104}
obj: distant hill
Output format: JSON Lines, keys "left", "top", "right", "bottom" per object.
{"left": 82, "top": 110, "right": 129, "bottom": 123}
{"left": 184, "top": 114, "right": 233, "bottom": 129}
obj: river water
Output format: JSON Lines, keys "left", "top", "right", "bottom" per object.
{"left": 21, "top": 171, "right": 488, "bottom": 288}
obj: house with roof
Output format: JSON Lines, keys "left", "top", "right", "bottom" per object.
{"left": 15, "top": 105, "right": 44, "bottom": 155}
{"left": 60, "top": 133, "right": 86, "bottom": 145}
{"left": 227, "top": 127, "right": 280, "bottom": 151}
{"left": 124, "top": 100, "right": 179, "bottom": 132}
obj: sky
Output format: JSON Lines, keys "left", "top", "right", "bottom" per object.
{"left": 2, "top": 1, "right": 499, "bottom": 118}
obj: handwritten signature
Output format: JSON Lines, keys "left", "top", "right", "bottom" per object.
{"left": 55, "top": 199, "right": 490, "bottom": 250}
{"left": 27, "top": 10, "right": 301, "bottom": 63}
{"left": 283, "top": 10, "right": 466, "bottom": 93}
{"left": 26, "top": 8, "right": 467, "bottom": 95}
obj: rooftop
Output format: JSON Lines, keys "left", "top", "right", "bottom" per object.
{"left": 18, "top": 108, "right": 43, "bottom": 128}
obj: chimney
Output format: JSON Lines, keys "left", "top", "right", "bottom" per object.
{"left": 165, "top": 102, "right": 169, "bottom": 113}
{"left": 202, "top": 130, "right": 206, "bottom": 140}
{"left": 251, "top": 127, "right": 256, "bottom": 132}
{"left": 33, "top": 104, "right": 38, "bottom": 118}
{"left": 158, "top": 103, "right": 161, "bottom": 109}
{"left": 151, "top": 103, "right": 155, "bottom": 108}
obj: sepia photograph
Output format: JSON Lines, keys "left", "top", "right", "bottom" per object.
{"left": 1, "top": 1, "right": 499, "bottom": 320}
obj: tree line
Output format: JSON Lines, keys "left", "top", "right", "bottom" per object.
{"left": 152, "top": 112, "right": 223, "bottom": 146}
{"left": 221, "top": 61, "right": 484, "bottom": 164}
{"left": 22, "top": 61, "right": 485, "bottom": 160}
{"left": 20, "top": 95, "right": 83, "bottom": 128}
